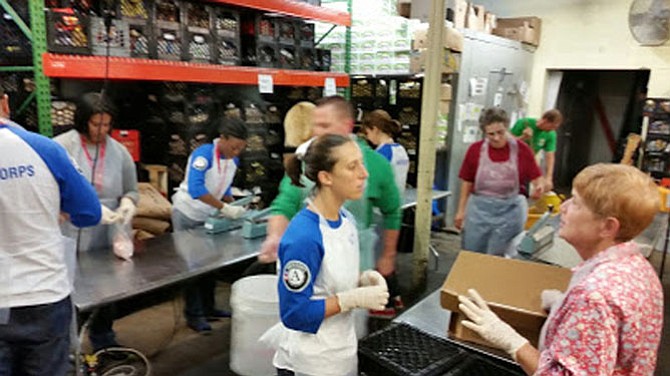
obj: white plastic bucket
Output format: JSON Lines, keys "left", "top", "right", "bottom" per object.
{"left": 229, "top": 275, "right": 280, "bottom": 376}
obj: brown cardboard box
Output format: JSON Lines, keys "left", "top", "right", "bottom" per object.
{"left": 440, "top": 83, "right": 452, "bottom": 100}
{"left": 450, "top": 0, "right": 468, "bottom": 29}
{"left": 412, "top": 26, "right": 463, "bottom": 52}
{"left": 440, "top": 251, "right": 572, "bottom": 348}
{"left": 439, "top": 100, "right": 451, "bottom": 115}
{"left": 494, "top": 16, "right": 542, "bottom": 46}
{"left": 409, "top": 48, "right": 460, "bottom": 74}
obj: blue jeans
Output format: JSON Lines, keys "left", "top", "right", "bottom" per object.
{"left": 171, "top": 209, "right": 215, "bottom": 321}
{"left": 0, "top": 296, "right": 72, "bottom": 376}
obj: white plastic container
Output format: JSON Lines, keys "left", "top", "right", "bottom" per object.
{"left": 230, "top": 274, "right": 280, "bottom": 376}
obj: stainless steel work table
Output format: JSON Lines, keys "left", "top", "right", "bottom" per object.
{"left": 73, "top": 227, "right": 263, "bottom": 313}
{"left": 402, "top": 188, "right": 451, "bottom": 210}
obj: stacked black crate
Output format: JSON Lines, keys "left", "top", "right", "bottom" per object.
{"left": 152, "top": 0, "right": 182, "bottom": 61}
{"left": 261, "top": 104, "right": 285, "bottom": 206}
{"left": 162, "top": 82, "right": 189, "bottom": 191}
{"left": 642, "top": 98, "right": 670, "bottom": 179}
{"left": 213, "top": 7, "right": 241, "bottom": 66}
{"left": 0, "top": 0, "right": 32, "bottom": 65}
{"left": 46, "top": 7, "right": 90, "bottom": 55}
{"left": 395, "top": 77, "right": 422, "bottom": 187}
{"left": 296, "top": 21, "right": 315, "bottom": 71}
{"left": 351, "top": 77, "right": 375, "bottom": 126}
{"left": 241, "top": 14, "right": 278, "bottom": 67}
{"left": 89, "top": 15, "right": 130, "bottom": 57}
{"left": 183, "top": 2, "right": 214, "bottom": 63}
{"left": 118, "top": 0, "right": 151, "bottom": 59}
{"left": 232, "top": 103, "right": 270, "bottom": 201}
{"left": 276, "top": 18, "right": 298, "bottom": 69}
{"left": 315, "top": 48, "right": 331, "bottom": 71}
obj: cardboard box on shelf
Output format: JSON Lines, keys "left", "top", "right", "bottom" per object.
{"left": 493, "top": 16, "right": 541, "bottom": 46}
{"left": 440, "top": 251, "right": 572, "bottom": 348}
{"left": 466, "top": 4, "right": 486, "bottom": 32}
{"left": 448, "top": 0, "right": 467, "bottom": 29}
{"left": 409, "top": 48, "right": 460, "bottom": 74}
{"left": 484, "top": 12, "right": 497, "bottom": 34}
{"left": 439, "top": 100, "right": 451, "bottom": 115}
{"left": 440, "top": 83, "right": 452, "bottom": 101}
{"left": 412, "top": 25, "right": 463, "bottom": 52}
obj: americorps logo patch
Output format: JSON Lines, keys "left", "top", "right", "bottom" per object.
{"left": 282, "top": 260, "right": 311, "bottom": 292}
{"left": 192, "top": 156, "right": 208, "bottom": 171}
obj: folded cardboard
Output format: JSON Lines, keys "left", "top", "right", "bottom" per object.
{"left": 409, "top": 48, "right": 460, "bottom": 74}
{"left": 493, "top": 16, "right": 542, "bottom": 46}
{"left": 440, "top": 83, "right": 452, "bottom": 101}
{"left": 412, "top": 25, "right": 463, "bottom": 52}
{"left": 440, "top": 251, "right": 572, "bottom": 348}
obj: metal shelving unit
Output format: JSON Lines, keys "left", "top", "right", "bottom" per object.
{"left": 0, "top": 0, "right": 351, "bottom": 136}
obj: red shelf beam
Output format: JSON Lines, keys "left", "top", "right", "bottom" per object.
{"left": 42, "top": 53, "right": 349, "bottom": 87}
{"left": 204, "top": 0, "right": 351, "bottom": 26}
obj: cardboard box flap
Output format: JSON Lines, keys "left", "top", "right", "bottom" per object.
{"left": 441, "top": 251, "right": 571, "bottom": 315}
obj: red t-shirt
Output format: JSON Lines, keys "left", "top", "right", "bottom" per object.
{"left": 458, "top": 139, "right": 542, "bottom": 195}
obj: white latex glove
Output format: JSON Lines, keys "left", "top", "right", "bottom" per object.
{"left": 219, "top": 203, "right": 246, "bottom": 219}
{"left": 101, "top": 205, "right": 122, "bottom": 225}
{"left": 458, "top": 289, "right": 529, "bottom": 358}
{"left": 336, "top": 285, "right": 389, "bottom": 312}
{"left": 540, "top": 289, "right": 564, "bottom": 312}
{"left": 359, "top": 270, "right": 387, "bottom": 290}
{"left": 116, "top": 197, "right": 136, "bottom": 225}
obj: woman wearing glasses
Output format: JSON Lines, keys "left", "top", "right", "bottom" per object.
{"left": 454, "top": 107, "right": 545, "bottom": 255}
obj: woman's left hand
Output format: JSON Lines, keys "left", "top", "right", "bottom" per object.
{"left": 458, "top": 289, "right": 529, "bottom": 357}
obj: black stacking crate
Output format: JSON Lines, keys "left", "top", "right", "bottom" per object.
{"left": 0, "top": 1, "right": 32, "bottom": 65}
{"left": 118, "top": 0, "right": 150, "bottom": 20}
{"left": 152, "top": 0, "right": 182, "bottom": 61}
{"left": 358, "top": 322, "right": 465, "bottom": 376}
{"left": 256, "top": 43, "right": 278, "bottom": 68}
{"left": 277, "top": 44, "right": 297, "bottom": 69}
{"left": 46, "top": 8, "right": 90, "bottom": 55}
{"left": 315, "top": 48, "right": 331, "bottom": 71}
{"left": 183, "top": 2, "right": 214, "bottom": 62}
{"left": 358, "top": 323, "right": 524, "bottom": 376}
{"left": 255, "top": 14, "right": 276, "bottom": 43}
{"left": 127, "top": 19, "right": 151, "bottom": 58}
{"left": 213, "top": 7, "right": 240, "bottom": 65}
{"left": 297, "top": 47, "right": 315, "bottom": 70}
{"left": 276, "top": 18, "right": 296, "bottom": 45}
{"left": 296, "top": 21, "right": 315, "bottom": 48}
{"left": 89, "top": 16, "right": 131, "bottom": 57}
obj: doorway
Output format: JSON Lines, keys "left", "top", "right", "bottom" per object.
{"left": 551, "top": 69, "right": 650, "bottom": 192}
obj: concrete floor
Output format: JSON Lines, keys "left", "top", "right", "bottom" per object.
{"left": 93, "top": 232, "right": 670, "bottom": 376}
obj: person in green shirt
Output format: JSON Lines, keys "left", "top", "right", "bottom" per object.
{"left": 510, "top": 109, "right": 563, "bottom": 191}
{"left": 258, "top": 96, "right": 402, "bottom": 279}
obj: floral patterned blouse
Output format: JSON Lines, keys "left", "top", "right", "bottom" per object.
{"left": 536, "top": 241, "right": 663, "bottom": 375}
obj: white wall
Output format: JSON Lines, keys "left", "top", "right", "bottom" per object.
{"left": 475, "top": 0, "right": 670, "bottom": 115}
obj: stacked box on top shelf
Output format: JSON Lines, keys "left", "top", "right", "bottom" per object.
{"left": 213, "top": 7, "right": 240, "bottom": 66}
{"left": 152, "top": 0, "right": 182, "bottom": 61}
{"left": 183, "top": 2, "right": 214, "bottom": 63}
{"left": 89, "top": 17, "right": 130, "bottom": 57}
{"left": 46, "top": 8, "right": 90, "bottom": 55}
{"left": 118, "top": 0, "right": 152, "bottom": 58}
{"left": 296, "top": 21, "right": 315, "bottom": 70}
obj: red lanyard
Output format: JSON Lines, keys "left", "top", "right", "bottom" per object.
{"left": 80, "top": 135, "right": 106, "bottom": 193}
{"left": 214, "top": 142, "right": 229, "bottom": 197}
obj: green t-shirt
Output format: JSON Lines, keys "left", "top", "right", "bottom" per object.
{"left": 270, "top": 136, "right": 402, "bottom": 230}
{"left": 510, "top": 117, "right": 557, "bottom": 153}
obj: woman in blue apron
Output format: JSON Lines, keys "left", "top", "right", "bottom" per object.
{"left": 455, "top": 108, "right": 544, "bottom": 255}
{"left": 171, "top": 117, "right": 248, "bottom": 333}
{"left": 54, "top": 92, "right": 139, "bottom": 351}
{"left": 272, "top": 134, "right": 389, "bottom": 376}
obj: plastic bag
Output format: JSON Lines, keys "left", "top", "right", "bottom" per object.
{"left": 112, "top": 223, "right": 134, "bottom": 260}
